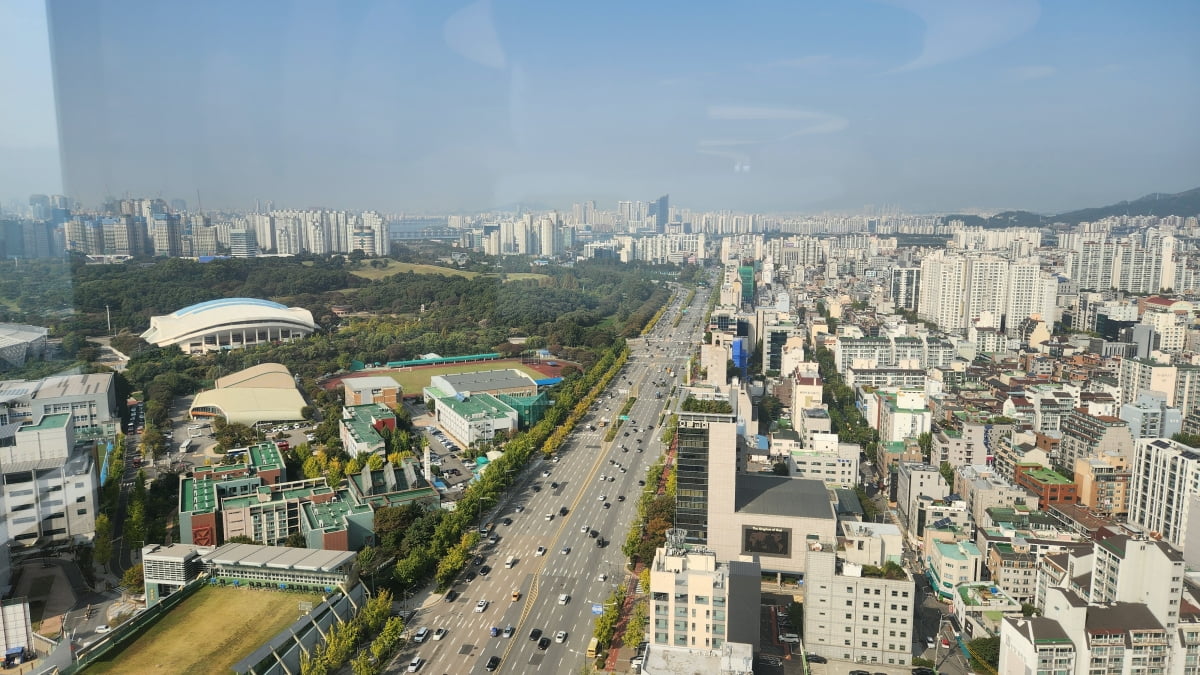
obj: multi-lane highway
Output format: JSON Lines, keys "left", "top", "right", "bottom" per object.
{"left": 387, "top": 279, "right": 713, "bottom": 674}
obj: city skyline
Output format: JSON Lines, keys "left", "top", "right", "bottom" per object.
{"left": 2, "top": 1, "right": 1199, "bottom": 214}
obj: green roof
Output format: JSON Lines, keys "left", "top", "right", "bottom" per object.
{"left": 436, "top": 392, "right": 515, "bottom": 420}
{"left": 181, "top": 477, "right": 219, "bottom": 514}
{"left": 343, "top": 403, "right": 395, "bottom": 447}
{"left": 21, "top": 413, "right": 70, "bottom": 431}
{"left": 1020, "top": 465, "right": 1073, "bottom": 485}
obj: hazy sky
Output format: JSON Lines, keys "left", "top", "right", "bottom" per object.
{"left": 8, "top": 0, "right": 1200, "bottom": 214}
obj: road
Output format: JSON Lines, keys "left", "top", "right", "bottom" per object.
{"left": 385, "top": 279, "right": 714, "bottom": 674}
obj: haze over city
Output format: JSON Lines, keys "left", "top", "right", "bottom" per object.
{"left": 1, "top": 0, "right": 1199, "bottom": 214}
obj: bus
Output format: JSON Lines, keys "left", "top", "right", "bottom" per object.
{"left": 179, "top": 438, "right": 193, "bottom": 454}
{"left": 585, "top": 637, "right": 601, "bottom": 658}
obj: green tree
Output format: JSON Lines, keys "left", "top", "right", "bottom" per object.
{"left": 917, "top": 431, "right": 933, "bottom": 458}
{"left": 966, "top": 636, "right": 1000, "bottom": 671}
{"left": 122, "top": 563, "right": 145, "bottom": 592}
{"left": 226, "top": 535, "right": 257, "bottom": 544}
{"left": 939, "top": 461, "right": 955, "bottom": 486}
{"left": 285, "top": 531, "right": 307, "bottom": 548}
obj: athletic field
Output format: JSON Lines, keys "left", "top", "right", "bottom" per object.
{"left": 84, "top": 586, "right": 321, "bottom": 674}
{"left": 382, "top": 360, "right": 546, "bottom": 395}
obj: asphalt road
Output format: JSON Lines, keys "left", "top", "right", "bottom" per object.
{"left": 385, "top": 280, "right": 713, "bottom": 674}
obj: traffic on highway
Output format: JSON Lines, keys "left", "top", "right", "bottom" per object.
{"left": 388, "top": 279, "right": 713, "bottom": 674}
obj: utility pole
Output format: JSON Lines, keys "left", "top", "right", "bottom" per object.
{"left": 106, "top": 305, "right": 112, "bottom": 334}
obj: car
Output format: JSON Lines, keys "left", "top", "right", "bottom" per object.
{"left": 609, "top": 476, "right": 616, "bottom": 482}
{"left": 95, "top": 625, "right": 111, "bottom": 634}
{"left": 559, "top": 506, "right": 568, "bottom": 516}
{"left": 475, "top": 600, "right": 488, "bottom": 612}
{"left": 432, "top": 627, "right": 447, "bottom": 641}
{"left": 531, "top": 485, "right": 540, "bottom": 492}
{"left": 473, "top": 555, "right": 485, "bottom": 565}
{"left": 465, "top": 571, "right": 476, "bottom": 582}
{"left": 558, "top": 593, "right": 570, "bottom": 604}
{"left": 637, "top": 480, "right": 645, "bottom": 486}
{"left": 599, "top": 474, "right": 607, "bottom": 482}
{"left": 581, "top": 525, "right": 589, "bottom": 533}
{"left": 849, "top": 670, "right": 871, "bottom": 675}
{"left": 413, "top": 627, "right": 431, "bottom": 643}
{"left": 490, "top": 626, "right": 500, "bottom": 637}
{"left": 925, "top": 637, "right": 935, "bottom": 649}
{"left": 529, "top": 628, "right": 543, "bottom": 641}
{"left": 617, "top": 495, "right": 625, "bottom": 502}
{"left": 406, "top": 656, "right": 424, "bottom": 672}
{"left": 942, "top": 637, "right": 951, "bottom": 647}
{"left": 537, "top": 636, "right": 551, "bottom": 650}
{"left": 485, "top": 656, "right": 501, "bottom": 671}
{"left": 444, "top": 589, "right": 458, "bottom": 602}
{"left": 502, "top": 517, "right": 512, "bottom": 526}
{"left": 619, "top": 467, "right": 627, "bottom": 473}
{"left": 561, "top": 546, "right": 571, "bottom": 555}
{"left": 541, "top": 470, "right": 551, "bottom": 477}
{"left": 806, "top": 654, "right": 828, "bottom": 664}
{"left": 779, "top": 633, "right": 800, "bottom": 643}
{"left": 603, "top": 502, "right": 611, "bottom": 509}
{"left": 598, "top": 494, "right": 606, "bottom": 501}
{"left": 910, "top": 668, "right": 935, "bottom": 675}
{"left": 515, "top": 505, "right": 525, "bottom": 512}
{"left": 488, "top": 535, "right": 500, "bottom": 545}
{"left": 597, "top": 573, "right": 607, "bottom": 581}
{"left": 555, "top": 631, "right": 567, "bottom": 643}
{"left": 536, "top": 546, "right": 546, "bottom": 556}
{"left": 550, "top": 481, "right": 558, "bottom": 488}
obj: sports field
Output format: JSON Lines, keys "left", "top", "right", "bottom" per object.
{"left": 348, "top": 259, "right": 549, "bottom": 283}
{"left": 84, "top": 586, "right": 321, "bottom": 674}
{"left": 383, "top": 360, "right": 546, "bottom": 395}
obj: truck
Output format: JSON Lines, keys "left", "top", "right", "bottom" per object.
{"left": 598, "top": 417, "right": 609, "bottom": 428}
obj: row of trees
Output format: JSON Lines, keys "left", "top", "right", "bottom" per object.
{"left": 299, "top": 589, "right": 400, "bottom": 675}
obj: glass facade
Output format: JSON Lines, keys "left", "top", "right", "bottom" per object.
{"left": 675, "top": 423, "right": 710, "bottom": 544}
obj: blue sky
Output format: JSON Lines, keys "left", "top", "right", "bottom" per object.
{"left": 4, "top": 0, "right": 1199, "bottom": 214}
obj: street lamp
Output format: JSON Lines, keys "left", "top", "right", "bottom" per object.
{"left": 932, "top": 615, "right": 955, "bottom": 675}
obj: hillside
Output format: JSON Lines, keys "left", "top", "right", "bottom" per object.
{"left": 942, "top": 186, "right": 1200, "bottom": 228}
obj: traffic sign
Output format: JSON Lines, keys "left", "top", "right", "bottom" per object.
{"left": 591, "top": 604, "right": 604, "bottom": 615}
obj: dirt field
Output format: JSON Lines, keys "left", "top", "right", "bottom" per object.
{"left": 84, "top": 586, "right": 321, "bottom": 674}
{"left": 347, "top": 259, "right": 549, "bottom": 283}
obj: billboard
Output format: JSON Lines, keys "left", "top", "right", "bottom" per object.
{"left": 741, "top": 525, "right": 791, "bottom": 558}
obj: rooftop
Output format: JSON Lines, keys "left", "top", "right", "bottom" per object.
{"left": 435, "top": 392, "right": 515, "bottom": 420}
{"left": 19, "top": 412, "right": 70, "bottom": 431}
{"left": 1019, "top": 465, "right": 1074, "bottom": 485}
{"left": 436, "top": 369, "right": 536, "bottom": 392}
{"left": 734, "top": 475, "right": 834, "bottom": 520}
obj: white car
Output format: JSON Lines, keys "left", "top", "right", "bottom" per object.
{"left": 413, "top": 627, "right": 431, "bottom": 643}
{"left": 406, "top": 656, "right": 424, "bottom": 672}
{"left": 541, "top": 470, "right": 551, "bottom": 477}
{"left": 95, "top": 624, "right": 111, "bottom": 634}
{"left": 433, "top": 627, "right": 447, "bottom": 641}
{"left": 555, "top": 631, "right": 568, "bottom": 643}
{"left": 475, "top": 600, "right": 489, "bottom": 613}
{"left": 580, "top": 525, "right": 589, "bottom": 533}
{"left": 597, "top": 573, "right": 607, "bottom": 582}
{"left": 598, "top": 495, "right": 607, "bottom": 501}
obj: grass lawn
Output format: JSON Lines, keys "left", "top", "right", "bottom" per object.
{"left": 348, "top": 260, "right": 549, "bottom": 283}
{"left": 84, "top": 586, "right": 321, "bottom": 674}
{"left": 384, "top": 360, "right": 545, "bottom": 395}
{"left": 349, "top": 260, "right": 479, "bottom": 280}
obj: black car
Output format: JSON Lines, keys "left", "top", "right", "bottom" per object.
{"left": 485, "top": 656, "right": 501, "bottom": 671}
{"left": 465, "top": 571, "right": 476, "bottom": 582}
{"left": 473, "top": 556, "right": 484, "bottom": 566}
{"left": 550, "top": 482, "right": 558, "bottom": 488}
{"left": 637, "top": 480, "right": 645, "bottom": 486}
{"left": 849, "top": 670, "right": 871, "bottom": 675}
{"left": 805, "top": 654, "right": 826, "bottom": 664}
{"left": 537, "top": 636, "right": 551, "bottom": 650}
{"left": 445, "top": 589, "right": 458, "bottom": 602}
{"left": 911, "top": 668, "right": 935, "bottom": 675}
{"left": 479, "top": 565, "right": 491, "bottom": 577}
{"left": 529, "top": 628, "right": 542, "bottom": 641}
{"left": 559, "top": 506, "right": 568, "bottom": 516}
{"left": 502, "top": 518, "right": 512, "bottom": 526}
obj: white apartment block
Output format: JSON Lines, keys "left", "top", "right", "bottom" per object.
{"left": 649, "top": 546, "right": 761, "bottom": 652}
{"left": 788, "top": 433, "right": 859, "bottom": 488}
{"left": 804, "top": 546, "right": 916, "bottom": 667}
{"left": 896, "top": 462, "right": 949, "bottom": 531}
{"left": 1128, "top": 437, "right": 1200, "bottom": 569}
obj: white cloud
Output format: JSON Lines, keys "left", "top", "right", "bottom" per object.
{"left": 881, "top": 0, "right": 1041, "bottom": 73}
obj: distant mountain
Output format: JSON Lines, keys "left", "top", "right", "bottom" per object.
{"left": 942, "top": 186, "right": 1200, "bottom": 228}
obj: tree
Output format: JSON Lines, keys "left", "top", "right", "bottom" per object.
{"left": 939, "top": 461, "right": 955, "bottom": 486}
{"left": 122, "top": 563, "right": 145, "bottom": 593}
{"left": 226, "top": 535, "right": 256, "bottom": 544}
{"left": 966, "top": 636, "right": 1000, "bottom": 671}
{"left": 285, "top": 531, "right": 307, "bottom": 548}
{"left": 917, "top": 431, "right": 933, "bottom": 459}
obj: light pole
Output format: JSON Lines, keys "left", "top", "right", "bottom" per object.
{"left": 932, "top": 615, "right": 955, "bottom": 675}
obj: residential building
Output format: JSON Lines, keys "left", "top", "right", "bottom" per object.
{"left": 1057, "top": 411, "right": 1134, "bottom": 478}
{"left": 1014, "top": 464, "right": 1079, "bottom": 510}
{"left": 342, "top": 376, "right": 403, "bottom": 406}
{"left": 648, "top": 543, "right": 761, "bottom": 652}
{"left": 925, "top": 540, "right": 984, "bottom": 601}
{"left": 896, "top": 462, "right": 948, "bottom": 532}
{"left": 1072, "top": 454, "right": 1131, "bottom": 518}
{"left": 787, "top": 432, "right": 859, "bottom": 488}
{"left": 1128, "top": 438, "right": 1200, "bottom": 568}
{"left": 1119, "top": 391, "right": 1183, "bottom": 440}
{"left": 804, "top": 544, "right": 916, "bottom": 667}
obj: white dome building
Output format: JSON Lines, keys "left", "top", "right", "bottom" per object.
{"left": 141, "top": 298, "right": 316, "bottom": 354}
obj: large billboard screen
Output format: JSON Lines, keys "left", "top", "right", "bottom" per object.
{"left": 742, "top": 525, "right": 791, "bottom": 558}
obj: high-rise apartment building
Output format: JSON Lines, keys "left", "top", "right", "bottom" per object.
{"left": 1128, "top": 438, "right": 1200, "bottom": 566}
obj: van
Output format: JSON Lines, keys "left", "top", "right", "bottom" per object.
{"left": 586, "top": 637, "right": 601, "bottom": 658}
{"left": 504, "top": 555, "right": 516, "bottom": 569}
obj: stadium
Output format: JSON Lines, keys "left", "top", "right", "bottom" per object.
{"left": 140, "top": 298, "right": 316, "bottom": 354}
